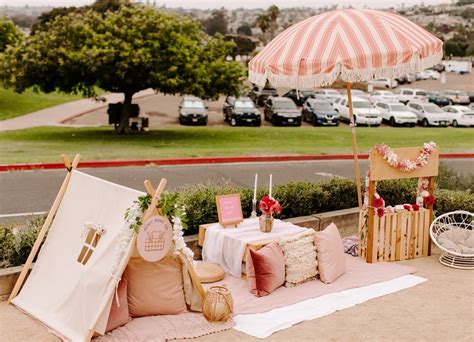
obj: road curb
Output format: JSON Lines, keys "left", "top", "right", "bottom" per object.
{"left": 1, "top": 153, "right": 473, "bottom": 172}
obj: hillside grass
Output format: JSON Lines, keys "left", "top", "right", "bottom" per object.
{"left": 0, "top": 88, "right": 96, "bottom": 121}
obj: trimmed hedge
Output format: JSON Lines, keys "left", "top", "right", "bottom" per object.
{"left": 0, "top": 164, "right": 472, "bottom": 268}
{"left": 177, "top": 177, "right": 471, "bottom": 235}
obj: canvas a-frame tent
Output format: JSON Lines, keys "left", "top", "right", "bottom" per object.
{"left": 8, "top": 154, "right": 204, "bottom": 341}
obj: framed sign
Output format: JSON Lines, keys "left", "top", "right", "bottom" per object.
{"left": 137, "top": 215, "right": 173, "bottom": 262}
{"left": 216, "top": 194, "right": 243, "bottom": 227}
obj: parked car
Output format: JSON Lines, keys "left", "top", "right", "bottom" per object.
{"left": 429, "top": 63, "right": 445, "bottom": 73}
{"left": 428, "top": 91, "right": 450, "bottom": 107}
{"left": 264, "top": 97, "right": 302, "bottom": 126}
{"left": 398, "top": 88, "right": 428, "bottom": 104}
{"left": 373, "top": 101, "right": 417, "bottom": 126}
{"left": 339, "top": 89, "right": 370, "bottom": 100}
{"left": 368, "top": 78, "right": 398, "bottom": 89}
{"left": 443, "top": 90, "right": 470, "bottom": 105}
{"left": 302, "top": 99, "right": 339, "bottom": 126}
{"left": 369, "top": 90, "right": 399, "bottom": 104}
{"left": 313, "top": 88, "right": 341, "bottom": 104}
{"left": 332, "top": 96, "right": 382, "bottom": 126}
{"left": 178, "top": 96, "right": 208, "bottom": 125}
{"left": 406, "top": 101, "right": 449, "bottom": 127}
{"left": 442, "top": 105, "right": 474, "bottom": 127}
{"left": 282, "top": 89, "right": 315, "bottom": 106}
{"left": 468, "top": 92, "right": 474, "bottom": 103}
{"left": 222, "top": 96, "right": 261, "bottom": 126}
{"left": 416, "top": 70, "right": 440, "bottom": 80}
{"left": 395, "top": 73, "right": 415, "bottom": 84}
{"left": 249, "top": 85, "right": 279, "bottom": 106}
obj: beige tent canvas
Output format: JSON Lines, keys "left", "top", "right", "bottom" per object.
{"left": 8, "top": 154, "right": 204, "bottom": 342}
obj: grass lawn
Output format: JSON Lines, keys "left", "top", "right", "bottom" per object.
{"left": 0, "top": 88, "right": 85, "bottom": 121}
{"left": 0, "top": 126, "right": 472, "bottom": 164}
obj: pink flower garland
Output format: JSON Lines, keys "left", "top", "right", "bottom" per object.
{"left": 374, "top": 142, "right": 437, "bottom": 172}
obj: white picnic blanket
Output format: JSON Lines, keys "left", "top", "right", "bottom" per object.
{"left": 233, "top": 274, "right": 427, "bottom": 338}
{"left": 202, "top": 218, "right": 307, "bottom": 277}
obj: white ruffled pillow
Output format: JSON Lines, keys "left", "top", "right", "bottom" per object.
{"left": 279, "top": 230, "right": 318, "bottom": 287}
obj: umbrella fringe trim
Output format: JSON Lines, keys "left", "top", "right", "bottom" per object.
{"left": 248, "top": 51, "right": 443, "bottom": 88}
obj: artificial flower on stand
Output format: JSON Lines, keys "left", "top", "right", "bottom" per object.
{"left": 258, "top": 195, "right": 282, "bottom": 233}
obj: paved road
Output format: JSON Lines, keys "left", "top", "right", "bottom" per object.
{"left": 1, "top": 158, "right": 472, "bottom": 216}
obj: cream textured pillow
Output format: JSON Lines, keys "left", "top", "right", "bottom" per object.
{"left": 279, "top": 230, "right": 318, "bottom": 287}
{"left": 314, "top": 223, "right": 346, "bottom": 284}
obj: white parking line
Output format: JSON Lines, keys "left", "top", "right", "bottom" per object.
{"left": 315, "top": 172, "right": 345, "bottom": 178}
{"left": 0, "top": 211, "right": 47, "bottom": 218}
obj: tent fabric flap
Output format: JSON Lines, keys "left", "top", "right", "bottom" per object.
{"left": 12, "top": 170, "right": 144, "bottom": 342}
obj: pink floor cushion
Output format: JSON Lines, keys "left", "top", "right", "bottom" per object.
{"left": 246, "top": 242, "right": 285, "bottom": 297}
{"left": 126, "top": 255, "right": 187, "bottom": 317}
{"left": 314, "top": 223, "right": 346, "bottom": 284}
{"left": 105, "top": 272, "right": 131, "bottom": 332}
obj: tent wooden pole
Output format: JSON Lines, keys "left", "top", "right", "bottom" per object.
{"left": 346, "top": 82, "right": 363, "bottom": 209}
{"left": 144, "top": 182, "right": 206, "bottom": 299}
{"left": 8, "top": 154, "right": 81, "bottom": 303}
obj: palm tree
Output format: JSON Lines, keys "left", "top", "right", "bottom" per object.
{"left": 256, "top": 14, "right": 270, "bottom": 33}
{"left": 267, "top": 5, "right": 280, "bottom": 40}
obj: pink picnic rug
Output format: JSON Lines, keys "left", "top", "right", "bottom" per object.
{"left": 97, "top": 255, "right": 415, "bottom": 341}
{"left": 95, "top": 313, "right": 234, "bottom": 342}
{"left": 206, "top": 254, "right": 417, "bottom": 315}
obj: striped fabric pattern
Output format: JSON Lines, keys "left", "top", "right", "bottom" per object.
{"left": 248, "top": 9, "right": 443, "bottom": 88}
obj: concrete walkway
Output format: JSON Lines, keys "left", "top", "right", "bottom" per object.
{"left": 1, "top": 249, "right": 472, "bottom": 341}
{"left": 0, "top": 89, "right": 154, "bottom": 132}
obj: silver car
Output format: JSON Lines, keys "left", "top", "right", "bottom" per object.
{"left": 407, "top": 101, "right": 449, "bottom": 127}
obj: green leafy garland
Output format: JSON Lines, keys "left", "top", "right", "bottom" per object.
{"left": 125, "top": 193, "right": 188, "bottom": 233}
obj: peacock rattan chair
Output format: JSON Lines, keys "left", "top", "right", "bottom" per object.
{"left": 430, "top": 210, "right": 474, "bottom": 269}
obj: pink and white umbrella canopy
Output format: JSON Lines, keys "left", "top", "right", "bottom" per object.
{"left": 248, "top": 9, "right": 443, "bottom": 88}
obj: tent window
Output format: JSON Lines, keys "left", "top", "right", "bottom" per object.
{"left": 77, "top": 223, "right": 106, "bottom": 265}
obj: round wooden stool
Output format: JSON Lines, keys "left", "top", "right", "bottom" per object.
{"left": 195, "top": 261, "right": 225, "bottom": 283}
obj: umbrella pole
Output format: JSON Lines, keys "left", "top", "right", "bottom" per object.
{"left": 346, "top": 82, "right": 362, "bottom": 209}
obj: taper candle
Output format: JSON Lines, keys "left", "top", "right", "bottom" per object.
{"left": 269, "top": 174, "right": 272, "bottom": 198}
{"left": 253, "top": 173, "right": 258, "bottom": 201}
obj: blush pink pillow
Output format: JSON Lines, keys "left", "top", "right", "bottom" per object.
{"left": 106, "top": 272, "right": 131, "bottom": 332}
{"left": 246, "top": 242, "right": 285, "bottom": 297}
{"left": 126, "top": 255, "right": 187, "bottom": 317}
{"left": 314, "top": 223, "right": 346, "bottom": 284}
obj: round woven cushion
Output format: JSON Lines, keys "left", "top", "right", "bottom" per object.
{"left": 195, "top": 262, "right": 225, "bottom": 283}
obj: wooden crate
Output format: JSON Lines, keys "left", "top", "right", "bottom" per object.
{"left": 359, "top": 208, "right": 431, "bottom": 262}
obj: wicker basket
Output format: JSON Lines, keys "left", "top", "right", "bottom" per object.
{"left": 202, "top": 285, "right": 233, "bottom": 323}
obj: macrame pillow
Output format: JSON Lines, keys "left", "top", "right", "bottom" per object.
{"left": 279, "top": 230, "right": 318, "bottom": 287}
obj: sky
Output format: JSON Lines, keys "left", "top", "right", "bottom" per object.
{"left": 1, "top": 0, "right": 451, "bottom": 9}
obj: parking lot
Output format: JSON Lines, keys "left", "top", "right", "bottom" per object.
{"left": 67, "top": 72, "right": 474, "bottom": 129}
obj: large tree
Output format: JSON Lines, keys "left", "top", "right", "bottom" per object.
{"left": 0, "top": 4, "right": 245, "bottom": 134}
{"left": 0, "top": 18, "right": 23, "bottom": 53}
{"left": 202, "top": 9, "right": 228, "bottom": 36}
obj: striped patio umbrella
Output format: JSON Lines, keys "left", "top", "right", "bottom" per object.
{"left": 248, "top": 9, "right": 443, "bottom": 207}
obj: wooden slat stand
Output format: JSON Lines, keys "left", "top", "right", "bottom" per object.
{"left": 360, "top": 146, "right": 439, "bottom": 263}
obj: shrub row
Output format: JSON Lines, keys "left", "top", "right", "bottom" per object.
{"left": 176, "top": 177, "right": 473, "bottom": 235}
{"left": 0, "top": 217, "right": 44, "bottom": 268}
{"left": 1, "top": 164, "right": 472, "bottom": 268}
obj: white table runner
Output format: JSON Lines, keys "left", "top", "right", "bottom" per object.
{"left": 202, "top": 218, "right": 308, "bottom": 277}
